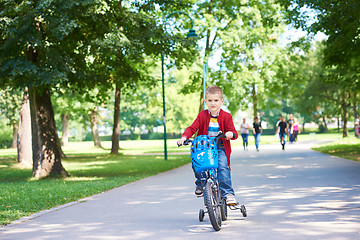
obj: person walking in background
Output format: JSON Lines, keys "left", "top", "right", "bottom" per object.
{"left": 240, "top": 118, "right": 250, "bottom": 150}
{"left": 253, "top": 117, "right": 262, "bottom": 152}
{"left": 276, "top": 116, "right": 288, "bottom": 150}
{"left": 355, "top": 121, "right": 359, "bottom": 138}
{"left": 293, "top": 118, "right": 301, "bottom": 142}
{"left": 287, "top": 114, "right": 294, "bottom": 143}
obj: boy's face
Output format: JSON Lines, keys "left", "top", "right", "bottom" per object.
{"left": 205, "top": 93, "right": 224, "bottom": 114}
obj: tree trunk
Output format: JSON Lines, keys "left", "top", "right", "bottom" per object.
{"left": 322, "top": 116, "right": 328, "bottom": 133}
{"left": 302, "top": 122, "right": 306, "bottom": 134}
{"left": 111, "top": 86, "right": 121, "bottom": 155}
{"left": 61, "top": 113, "right": 69, "bottom": 146}
{"left": 341, "top": 91, "right": 349, "bottom": 137}
{"left": 11, "top": 123, "right": 18, "bottom": 148}
{"left": 354, "top": 91, "right": 358, "bottom": 120}
{"left": 252, "top": 82, "right": 258, "bottom": 118}
{"left": 89, "top": 108, "right": 102, "bottom": 148}
{"left": 29, "top": 86, "right": 69, "bottom": 178}
{"left": 17, "top": 87, "right": 32, "bottom": 166}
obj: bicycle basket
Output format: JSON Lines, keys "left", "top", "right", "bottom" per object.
{"left": 190, "top": 135, "right": 218, "bottom": 172}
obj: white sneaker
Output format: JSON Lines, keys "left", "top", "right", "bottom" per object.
{"left": 225, "top": 194, "right": 237, "bottom": 205}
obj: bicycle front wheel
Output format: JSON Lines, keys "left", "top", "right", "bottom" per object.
{"left": 204, "top": 179, "right": 222, "bottom": 231}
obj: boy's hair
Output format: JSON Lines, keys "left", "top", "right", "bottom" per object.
{"left": 205, "top": 85, "right": 223, "bottom": 98}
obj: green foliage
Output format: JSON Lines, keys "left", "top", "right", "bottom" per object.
{"left": 0, "top": 119, "right": 12, "bottom": 149}
{"left": 0, "top": 87, "right": 23, "bottom": 125}
{"left": 1, "top": 0, "right": 108, "bottom": 89}
{"left": 280, "top": 0, "right": 360, "bottom": 68}
{"left": 180, "top": 0, "right": 291, "bottom": 115}
{"left": 278, "top": 0, "right": 360, "bottom": 91}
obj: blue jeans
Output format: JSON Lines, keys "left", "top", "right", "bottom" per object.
{"left": 288, "top": 129, "right": 294, "bottom": 143}
{"left": 193, "top": 148, "right": 234, "bottom": 197}
{"left": 279, "top": 133, "right": 286, "bottom": 146}
{"left": 254, "top": 133, "right": 261, "bottom": 149}
{"left": 241, "top": 133, "right": 248, "bottom": 148}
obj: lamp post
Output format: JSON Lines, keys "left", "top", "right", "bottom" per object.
{"left": 161, "top": 11, "right": 197, "bottom": 160}
{"left": 203, "top": 59, "right": 208, "bottom": 110}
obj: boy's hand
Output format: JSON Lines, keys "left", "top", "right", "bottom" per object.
{"left": 225, "top": 131, "right": 234, "bottom": 140}
{"left": 177, "top": 137, "right": 187, "bottom": 146}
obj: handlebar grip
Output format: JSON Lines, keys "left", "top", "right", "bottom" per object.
{"left": 184, "top": 139, "right": 192, "bottom": 145}
{"left": 177, "top": 139, "right": 192, "bottom": 147}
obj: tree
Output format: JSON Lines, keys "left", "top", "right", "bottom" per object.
{"left": 179, "top": 0, "right": 289, "bottom": 117}
{"left": 52, "top": 89, "right": 80, "bottom": 147}
{"left": 0, "top": 0, "right": 113, "bottom": 177}
{"left": 95, "top": 1, "right": 199, "bottom": 154}
{"left": 279, "top": 0, "right": 360, "bottom": 68}
{"left": 218, "top": 2, "right": 290, "bottom": 118}
{"left": 111, "top": 85, "right": 121, "bottom": 154}
{"left": 29, "top": 87, "right": 68, "bottom": 178}
{"left": 279, "top": 0, "right": 360, "bottom": 135}
{"left": 115, "top": 65, "right": 199, "bottom": 136}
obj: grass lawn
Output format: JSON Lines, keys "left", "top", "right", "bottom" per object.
{"left": 312, "top": 136, "right": 360, "bottom": 162}
{"left": 0, "top": 132, "right": 346, "bottom": 225}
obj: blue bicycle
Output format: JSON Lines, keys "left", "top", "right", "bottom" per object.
{"left": 179, "top": 131, "right": 247, "bottom": 231}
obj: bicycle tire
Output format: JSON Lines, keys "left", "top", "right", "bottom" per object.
{"left": 204, "top": 179, "right": 222, "bottom": 231}
{"left": 241, "top": 205, "right": 247, "bottom": 217}
{"left": 199, "top": 209, "right": 205, "bottom": 222}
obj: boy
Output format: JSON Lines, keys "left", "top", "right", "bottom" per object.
{"left": 177, "top": 86, "right": 238, "bottom": 205}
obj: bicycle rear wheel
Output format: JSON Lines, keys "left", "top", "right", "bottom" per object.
{"left": 204, "top": 179, "right": 222, "bottom": 231}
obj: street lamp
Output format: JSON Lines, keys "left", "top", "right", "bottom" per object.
{"left": 161, "top": 11, "right": 197, "bottom": 160}
{"left": 203, "top": 59, "right": 208, "bottom": 110}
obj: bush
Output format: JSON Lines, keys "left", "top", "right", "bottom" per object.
{"left": 261, "top": 128, "right": 277, "bottom": 135}
{"left": 87, "top": 132, "right": 182, "bottom": 142}
{"left": 141, "top": 132, "right": 181, "bottom": 140}
{"left": 0, "top": 121, "right": 12, "bottom": 149}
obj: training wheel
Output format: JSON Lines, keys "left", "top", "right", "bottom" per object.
{"left": 240, "top": 205, "right": 247, "bottom": 217}
{"left": 199, "top": 209, "right": 205, "bottom": 222}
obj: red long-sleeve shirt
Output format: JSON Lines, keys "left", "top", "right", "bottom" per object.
{"left": 182, "top": 109, "right": 238, "bottom": 167}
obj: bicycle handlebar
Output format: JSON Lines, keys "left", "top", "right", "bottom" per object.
{"left": 177, "top": 131, "right": 226, "bottom": 148}
{"left": 214, "top": 131, "right": 226, "bottom": 148}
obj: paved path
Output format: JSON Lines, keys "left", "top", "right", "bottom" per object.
{"left": 1, "top": 141, "right": 360, "bottom": 240}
